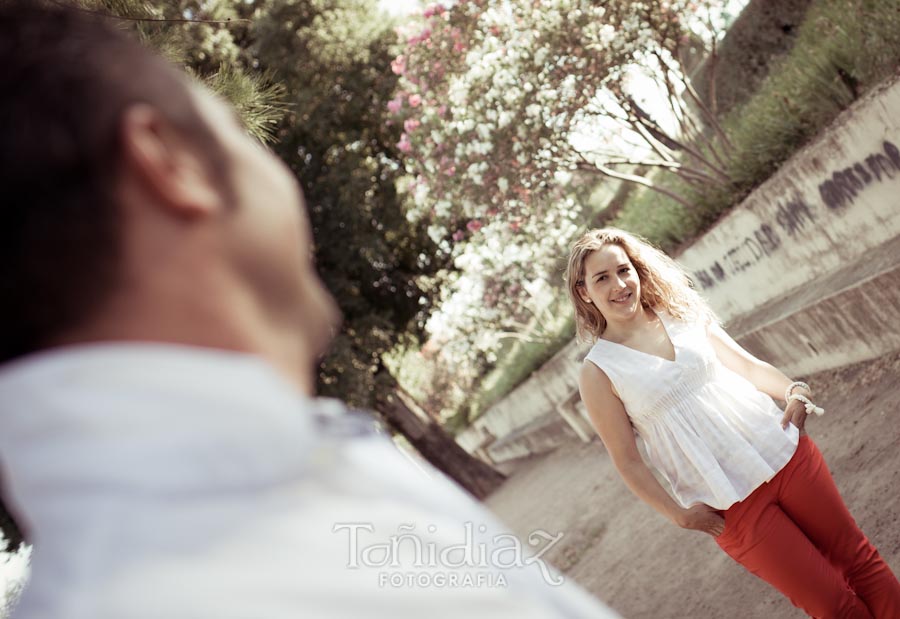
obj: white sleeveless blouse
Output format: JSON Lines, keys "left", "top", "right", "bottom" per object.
{"left": 584, "top": 308, "right": 799, "bottom": 510}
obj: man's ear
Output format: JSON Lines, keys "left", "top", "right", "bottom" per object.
{"left": 118, "top": 104, "right": 224, "bottom": 219}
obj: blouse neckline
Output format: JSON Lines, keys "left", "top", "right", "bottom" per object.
{"left": 594, "top": 309, "right": 680, "bottom": 365}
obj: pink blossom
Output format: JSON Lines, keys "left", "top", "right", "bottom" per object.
{"left": 387, "top": 98, "right": 403, "bottom": 114}
{"left": 408, "top": 94, "right": 422, "bottom": 107}
{"left": 397, "top": 134, "right": 412, "bottom": 153}
{"left": 453, "top": 41, "right": 465, "bottom": 53}
{"left": 423, "top": 3, "right": 445, "bottom": 18}
{"left": 390, "top": 55, "right": 406, "bottom": 75}
{"left": 452, "top": 230, "right": 465, "bottom": 242}
{"left": 403, "top": 118, "right": 421, "bottom": 132}
{"left": 407, "top": 27, "right": 432, "bottom": 46}
{"left": 466, "top": 219, "right": 482, "bottom": 232}
{"left": 437, "top": 105, "right": 447, "bottom": 116}
{"left": 444, "top": 165, "right": 456, "bottom": 176}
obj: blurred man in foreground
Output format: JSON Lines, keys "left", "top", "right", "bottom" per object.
{"left": 0, "top": 3, "right": 619, "bottom": 618}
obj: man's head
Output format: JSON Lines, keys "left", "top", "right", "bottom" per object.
{"left": 0, "top": 1, "right": 340, "bottom": 391}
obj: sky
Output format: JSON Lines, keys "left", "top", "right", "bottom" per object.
{"left": 379, "top": 0, "right": 422, "bottom": 16}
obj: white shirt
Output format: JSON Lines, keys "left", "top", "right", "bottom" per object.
{"left": 584, "top": 309, "right": 799, "bottom": 510}
{"left": 0, "top": 343, "right": 619, "bottom": 619}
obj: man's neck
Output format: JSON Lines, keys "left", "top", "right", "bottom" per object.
{"left": 49, "top": 287, "right": 314, "bottom": 395}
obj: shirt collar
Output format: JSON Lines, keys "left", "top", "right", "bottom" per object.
{"left": 0, "top": 343, "right": 352, "bottom": 530}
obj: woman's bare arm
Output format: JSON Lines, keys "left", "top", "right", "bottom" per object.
{"left": 706, "top": 321, "right": 811, "bottom": 430}
{"left": 579, "top": 361, "right": 724, "bottom": 536}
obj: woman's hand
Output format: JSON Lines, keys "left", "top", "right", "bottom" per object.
{"left": 674, "top": 503, "right": 726, "bottom": 537}
{"left": 780, "top": 395, "right": 810, "bottom": 432}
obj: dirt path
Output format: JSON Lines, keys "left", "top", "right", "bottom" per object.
{"left": 484, "top": 351, "right": 900, "bottom": 619}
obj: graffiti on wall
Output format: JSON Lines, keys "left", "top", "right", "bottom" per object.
{"left": 818, "top": 140, "right": 900, "bottom": 210}
{"left": 692, "top": 140, "right": 899, "bottom": 290}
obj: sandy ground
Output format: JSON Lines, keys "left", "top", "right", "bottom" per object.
{"left": 484, "top": 351, "right": 900, "bottom": 619}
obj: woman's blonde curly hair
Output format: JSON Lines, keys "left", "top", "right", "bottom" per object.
{"left": 565, "top": 227, "right": 722, "bottom": 342}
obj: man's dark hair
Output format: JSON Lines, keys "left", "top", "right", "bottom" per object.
{"left": 0, "top": 1, "right": 229, "bottom": 363}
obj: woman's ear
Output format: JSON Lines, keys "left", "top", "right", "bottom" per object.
{"left": 576, "top": 285, "right": 592, "bottom": 305}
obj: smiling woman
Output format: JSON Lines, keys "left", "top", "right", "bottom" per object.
{"left": 565, "top": 227, "right": 900, "bottom": 618}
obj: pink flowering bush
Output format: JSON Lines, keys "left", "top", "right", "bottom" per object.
{"left": 390, "top": 0, "right": 729, "bottom": 378}
{"left": 392, "top": 1, "right": 728, "bottom": 234}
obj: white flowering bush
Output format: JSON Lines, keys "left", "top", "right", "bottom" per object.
{"left": 391, "top": 0, "right": 731, "bottom": 226}
{"left": 0, "top": 534, "right": 30, "bottom": 619}
{"left": 389, "top": 0, "right": 733, "bottom": 409}
{"left": 426, "top": 196, "right": 581, "bottom": 357}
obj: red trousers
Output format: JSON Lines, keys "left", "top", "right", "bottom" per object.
{"left": 714, "top": 434, "right": 900, "bottom": 618}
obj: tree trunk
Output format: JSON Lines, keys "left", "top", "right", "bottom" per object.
{"left": 375, "top": 387, "right": 506, "bottom": 501}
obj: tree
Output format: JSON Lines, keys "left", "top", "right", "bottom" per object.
{"left": 247, "top": 0, "right": 505, "bottom": 498}
{"left": 381, "top": 1, "right": 739, "bottom": 395}
{"left": 392, "top": 0, "right": 734, "bottom": 224}
{"left": 79, "top": 0, "right": 288, "bottom": 143}
{"left": 0, "top": 3, "right": 506, "bottom": 531}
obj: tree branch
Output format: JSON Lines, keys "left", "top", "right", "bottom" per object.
{"left": 575, "top": 153, "right": 695, "bottom": 210}
{"left": 53, "top": 1, "right": 250, "bottom": 25}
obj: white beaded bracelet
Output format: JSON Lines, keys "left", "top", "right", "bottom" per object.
{"left": 788, "top": 393, "right": 825, "bottom": 416}
{"left": 784, "top": 380, "right": 811, "bottom": 404}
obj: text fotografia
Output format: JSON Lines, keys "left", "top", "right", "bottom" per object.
{"left": 378, "top": 571, "right": 507, "bottom": 588}
{"left": 332, "top": 521, "right": 566, "bottom": 587}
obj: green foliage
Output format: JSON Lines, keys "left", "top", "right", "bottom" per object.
{"left": 204, "top": 66, "right": 288, "bottom": 143}
{"left": 250, "top": 0, "right": 447, "bottom": 410}
{"left": 78, "top": 0, "right": 284, "bottom": 143}
{"left": 691, "top": 0, "right": 817, "bottom": 117}
{"left": 610, "top": 181, "right": 697, "bottom": 254}
{"left": 472, "top": 0, "right": 900, "bottom": 419}
{"left": 613, "top": 0, "right": 900, "bottom": 250}
{"left": 465, "top": 305, "right": 575, "bottom": 426}
{"left": 70, "top": 0, "right": 446, "bottom": 412}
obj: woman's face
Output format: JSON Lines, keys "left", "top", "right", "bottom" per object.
{"left": 578, "top": 243, "right": 642, "bottom": 322}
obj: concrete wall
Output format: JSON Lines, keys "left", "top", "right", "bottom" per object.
{"left": 678, "top": 73, "right": 900, "bottom": 378}
{"left": 678, "top": 74, "right": 900, "bottom": 323}
{"left": 455, "top": 338, "right": 593, "bottom": 461}
{"left": 457, "top": 74, "right": 900, "bottom": 465}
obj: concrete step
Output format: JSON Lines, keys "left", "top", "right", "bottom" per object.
{"left": 730, "top": 234, "right": 900, "bottom": 378}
